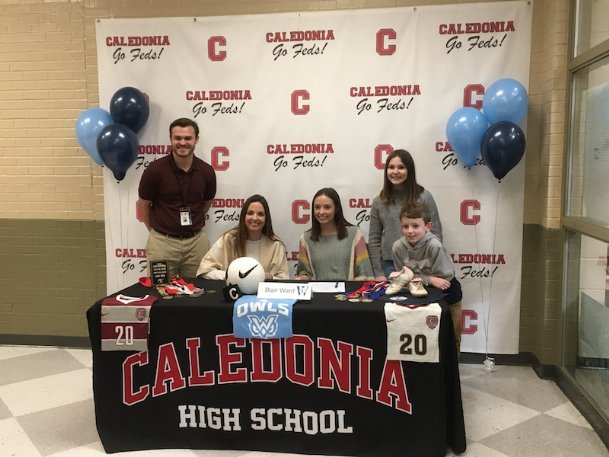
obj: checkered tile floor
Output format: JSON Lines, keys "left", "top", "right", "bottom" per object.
{"left": 1, "top": 345, "right": 607, "bottom": 457}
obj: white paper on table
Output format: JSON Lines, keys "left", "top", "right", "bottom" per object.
{"left": 310, "top": 282, "right": 345, "bottom": 293}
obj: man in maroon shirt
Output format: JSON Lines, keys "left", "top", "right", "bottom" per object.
{"left": 137, "top": 118, "right": 217, "bottom": 278}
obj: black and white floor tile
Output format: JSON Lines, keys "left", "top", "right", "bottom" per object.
{"left": 0, "top": 345, "right": 607, "bottom": 457}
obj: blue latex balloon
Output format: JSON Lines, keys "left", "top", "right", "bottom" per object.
{"left": 483, "top": 78, "right": 528, "bottom": 125}
{"left": 96, "top": 124, "right": 139, "bottom": 181}
{"left": 109, "top": 86, "right": 150, "bottom": 133}
{"left": 75, "top": 107, "right": 112, "bottom": 165}
{"left": 480, "top": 121, "right": 526, "bottom": 181}
{"left": 445, "top": 107, "right": 490, "bottom": 168}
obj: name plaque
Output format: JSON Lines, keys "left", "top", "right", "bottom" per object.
{"left": 257, "top": 282, "right": 312, "bottom": 300}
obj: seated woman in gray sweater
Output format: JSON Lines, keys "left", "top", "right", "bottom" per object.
{"left": 296, "top": 187, "right": 374, "bottom": 281}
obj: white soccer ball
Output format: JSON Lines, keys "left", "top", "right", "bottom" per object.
{"left": 226, "top": 257, "right": 265, "bottom": 295}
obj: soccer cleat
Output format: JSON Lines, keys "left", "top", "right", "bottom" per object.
{"left": 386, "top": 267, "right": 414, "bottom": 295}
{"left": 408, "top": 278, "right": 428, "bottom": 297}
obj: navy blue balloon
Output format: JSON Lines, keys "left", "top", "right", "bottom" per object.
{"left": 109, "top": 87, "right": 149, "bottom": 133}
{"left": 480, "top": 121, "right": 526, "bottom": 181}
{"left": 96, "top": 124, "right": 139, "bottom": 181}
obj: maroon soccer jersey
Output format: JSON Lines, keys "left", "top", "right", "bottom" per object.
{"left": 101, "top": 294, "right": 157, "bottom": 352}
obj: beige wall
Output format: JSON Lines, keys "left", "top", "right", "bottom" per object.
{"left": 520, "top": 0, "right": 569, "bottom": 365}
{"left": 529, "top": 0, "right": 568, "bottom": 230}
{"left": 0, "top": 0, "right": 570, "bottom": 363}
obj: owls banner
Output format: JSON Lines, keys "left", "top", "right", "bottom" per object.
{"left": 96, "top": 1, "right": 532, "bottom": 354}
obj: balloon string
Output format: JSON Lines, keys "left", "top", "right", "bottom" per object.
{"left": 472, "top": 187, "right": 483, "bottom": 346}
{"left": 478, "top": 185, "right": 500, "bottom": 363}
{"left": 109, "top": 175, "right": 127, "bottom": 294}
{"left": 115, "top": 178, "right": 126, "bottom": 293}
{"left": 119, "top": 183, "right": 130, "bottom": 291}
{"left": 471, "top": 178, "right": 485, "bottom": 355}
{"left": 105, "top": 170, "right": 117, "bottom": 294}
{"left": 488, "top": 187, "right": 500, "bottom": 368}
{"left": 471, "top": 175, "right": 499, "bottom": 366}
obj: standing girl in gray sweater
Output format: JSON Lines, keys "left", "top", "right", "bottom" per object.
{"left": 368, "top": 149, "right": 442, "bottom": 280}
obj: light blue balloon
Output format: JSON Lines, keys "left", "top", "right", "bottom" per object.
{"left": 445, "top": 107, "right": 490, "bottom": 168}
{"left": 75, "top": 107, "right": 113, "bottom": 165}
{"left": 483, "top": 78, "right": 528, "bottom": 125}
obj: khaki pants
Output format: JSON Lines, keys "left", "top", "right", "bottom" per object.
{"left": 146, "top": 229, "right": 210, "bottom": 279}
{"left": 449, "top": 301, "right": 462, "bottom": 356}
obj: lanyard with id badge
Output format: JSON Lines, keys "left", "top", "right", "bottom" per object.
{"left": 179, "top": 207, "right": 192, "bottom": 226}
{"left": 176, "top": 170, "right": 193, "bottom": 228}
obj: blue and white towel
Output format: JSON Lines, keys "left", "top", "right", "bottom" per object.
{"left": 233, "top": 295, "right": 295, "bottom": 339}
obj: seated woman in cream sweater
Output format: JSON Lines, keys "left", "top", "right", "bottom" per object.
{"left": 196, "top": 194, "right": 289, "bottom": 280}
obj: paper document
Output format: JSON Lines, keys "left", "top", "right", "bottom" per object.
{"left": 310, "top": 282, "right": 345, "bottom": 293}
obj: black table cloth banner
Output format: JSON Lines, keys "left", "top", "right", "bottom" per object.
{"left": 87, "top": 279, "right": 466, "bottom": 457}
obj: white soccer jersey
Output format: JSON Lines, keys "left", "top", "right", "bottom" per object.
{"left": 384, "top": 302, "right": 441, "bottom": 363}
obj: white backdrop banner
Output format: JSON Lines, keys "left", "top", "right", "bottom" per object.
{"left": 96, "top": 1, "right": 532, "bottom": 354}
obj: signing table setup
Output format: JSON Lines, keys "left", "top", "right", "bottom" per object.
{"left": 87, "top": 278, "right": 466, "bottom": 457}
